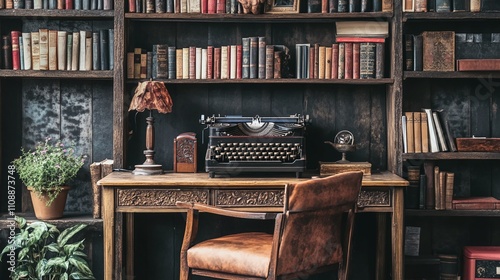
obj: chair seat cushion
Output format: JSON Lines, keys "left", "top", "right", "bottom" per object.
{"left": 187, "top": 232, "right": 273, "bottom": 278}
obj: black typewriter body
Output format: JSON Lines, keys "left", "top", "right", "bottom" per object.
{"left": 201, "top": 114, "right": 309, "bottom": 178}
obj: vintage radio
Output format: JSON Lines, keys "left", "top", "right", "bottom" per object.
{"left": 200, "top": 114, "right": 309, "bottom": 178}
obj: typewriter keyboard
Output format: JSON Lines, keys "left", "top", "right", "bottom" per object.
{"left": 208, "top": 141, "right": 303, "bottom": 162}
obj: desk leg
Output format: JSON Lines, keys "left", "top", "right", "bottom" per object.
{"left": 376, "top": 213, "right": 387, "bottom": 280}
{"left": 115, "top": 212, "right": 123, "bottom": 279}
{"left": 126, "top": 214, "right": 135, "bottom": 279}
{"left": 392, "top": 188, "right": 404, "bottom": 280}
{"left": 103, "top": 187, "right": 114, "bottom": 280}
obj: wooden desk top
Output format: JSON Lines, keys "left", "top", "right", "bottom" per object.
{"left": 98, "top": 171, "right": 408, "bottom": 188}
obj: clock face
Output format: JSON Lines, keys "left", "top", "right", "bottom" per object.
{"left": 334, "top": 130, "right": 354, "bottom": 145}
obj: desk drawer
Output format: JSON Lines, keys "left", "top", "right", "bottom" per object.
{"left": 358, "top": 189, "right": 391, "bottom": 208}
{"left": 117, "top": 188, "right": 209, "bottom": 207}
{"left": 215, "top": 189, "right": 285, "bottom": 207}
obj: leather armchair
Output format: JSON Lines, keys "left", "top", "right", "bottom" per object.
{"left": 176, "top": 171, "right": 363, "bottom": 280}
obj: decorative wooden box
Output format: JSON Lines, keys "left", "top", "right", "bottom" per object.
{"left": 173, "top": 132, "right": 197, "bottom": 173}
{"left": 319, "top": 161, "right": 371, "bottom": 176}
{"left": 456, "top": 138, "right": 500, "bottom": 152}
{"left": 463, "top": 246, "right": 500, "bottom": 280}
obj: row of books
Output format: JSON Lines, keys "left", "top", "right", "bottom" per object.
{"left": 127, "top": 0, "right": 393, "bottom": 13}
{"left": 127, "top": 42, "right": 290, "bottom": 80}
{"left": 295, "top": 41, "right": 384, "bottom": 79}
{"left": 403, "top": 0, "right": 499, "bottom": 12}
{"left": 405, "top": 31, "right": 500, "bottom": 72}
{"left": 0, "top": 0, "right": 113, "bottom": 9}
{"left": 402, "top": 109, "right": 457, "bottom": 154}
{"left": 406, "top": 164, "right": 455, "bottom": 211}
{"left": 1, "top": 28, "right": 114, "bottom": 71}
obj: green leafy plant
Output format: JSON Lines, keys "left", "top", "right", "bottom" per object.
{"left": 12, "top": 138, "right": 85, "bottom": 206}
{"left": 0, "top": 216, "right": 95, "bottom": 280}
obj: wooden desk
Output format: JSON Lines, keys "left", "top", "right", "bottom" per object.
{"left": 98, "top": 171, "right": 408, "bottom": 280}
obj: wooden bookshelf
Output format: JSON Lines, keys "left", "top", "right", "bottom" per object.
{"left": 403, "top": 152, "right": 500, "bottom": 160}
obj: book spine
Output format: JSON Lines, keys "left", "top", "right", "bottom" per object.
{"left": 127, "top": 52, "right": 134, "bottom": 78}
{"left": 157, "top": 44, "right": 169, "bottom": 78}
{"left": 134, "top": 47, "right": 142, "bottom": 78}
{"left": 108, "top": 29, "right": 113, "bottom": 70}
{"left": 273, "top": 51, "right": 282, "bottom": 78}
{"left": 338, "top": 0, "right": 347, "bottom": 12}
{"left": 309, "top": 45, "right": 315, "bottom": 79}
{"left": 31, "top": 32, "right": 40, "bottom": 70}
{"left": 258, "top": 37, "right": 266, "bottom": 79}
{"left": 147, "top": 51, "right": 153, "bottom": 78}
{"left": 168, "top": 46, "right": 176, "bottom": 79}
{"left": 249, "top": 37, "right": 258, "bottom": 79}
{"left": 420, "top": 112, "right": 429, "bottom": 153}
{"left": 452, "top": 0, "right": 465, "bottom": 11}
{"left": 201, "top": 0, "right": 207, "bottom": 12}
{"left": 176, "top": 48, "right": 183, "bottom": 79}
{"left": 103, "top": 0, "right": 112, "bottom": 9}
{"left": 344, "top": 42, "right": 352, "bottom": 79}
{"left": 352, "top": 43, "right": 359, "bottom": 79}
{"left": 359, "top": 42, "right": 375, "bottom": 79}
{"left": 196, "top": 47, "right": 203, "bottom": 79}
{"left": 26, "top": 0, "right": 34, "bottom": 8}
{"left": 413, "top": 34, "right": 423, "bottom": 71}
{"left": 329, "top": 0, "right": 337, "bottom": 11}
{"left": 156, "top": 0, "right": 165, "bottom": 12}
{"left": 435, "top": 0, "right": 451, "bottom": 12}
{"left": 71, "top": 31, "right": 79, "bottom": 71}
{"left": 166, "top": 0, "right": 174, "bottom": 12}
{"left": 338, "top": 42, "right": 345, "bottom": 79}
{"left": 220, "top": 45, "right": 228, "bottom": 79}
{"left": 57, "top": 31, "right": 67, "bottom": 70}
{"left": 146, "top": 0, "right": 154, "bottom": 12}
{"left": 19, "top": 37, "right": 24, "bottom": 69}
{"left": 325, "top": 46, "right": 332, "bottom": 79}
{"left": 99, "top": 29, "right": 109, "bottom": 70}
{"left": 405, "top": 112, "right": 415, "bottom": 153}
{"left": 439, "top": 111, "right": 457, "bottom": 152}
{"left": 424, "top": 108, "right": 440, "bottom": 152}
{"left": 265, "top": 45, "right": 274, "bottom": 79}
{"left": 419, "top": 174, "right": 426, "bottom": 209}
{"left": 92, "top": 31, "right": 100, "bottom": 70}
{"left": 413, "top": 111, "right": 422, "bottom": 153}
{"left": 241, "top": 38, "right": 250, "bottom": 78}
{"left": 140, "top": 52, "right": 147, "bottom": 78}
{"left": 318, "top": 45, "right": 326, "bottom": 79}
{"left": 331, "top": 43, "right": 338, "bottom": 79}
{"left": 79, "top": 30, "right": 87, "bottom": 70}
{"left": 57, "top": 0, "right": 64, "bottom": 8}
{"left": 375, "top": 42, "right": 384, "bottom": 79}
{"left": 360, "top": 0, "right": 368, "bottom": 12}
{"left": 348, "top": 0, "right": 359, "bottom": 12}
{"left": 206, "top": 45, "right": 213, "bottom": 79}
{"left": 414, "top": 0, "right": 427, "bottom": 11}
{"left": 34, "top": 0, "right": 42, "bottom": 8}
{"left": 423, "top": 161, "right": 435, "bottom": 209}
{"left": 85, "top": 35, "right": 92, "bottom": 70}
{"left": 201, "top": 48, "right": 207, "bottom": 79}
{"left": 321, "top": 0, "right": 328, "bottom": 12}
{"left": 216, "top": 0, "right": 224, "bottom": 12}
{"left": 470, "top": 0, "right": 480, "bottom": 12}
{"left": 22, "top": 32, "right": 32, "bottom": 70}
{"left": 13, "top": 0, "right": 24, "bottom": 8}
{"left": 432, "top": 111, "right": 448, "bottom": 152}
{"left": 74, "top": 0, "right": 82, "bottom": 9}
{"left": 445, "top": 172, "right": 454, "bottom": 210}
{"left": 129, "top": 0, "right": 136, "bottom": 11}
{"left": 11, "top": 31, "right": 21, "bottom": 70}
{"left": 236, "top": 44, "right": 242, "bottom": 79}
{"left": 307, "top": 0, "right": 321, "bottom": 12}
{"left": 213, "top": 47, "right": 221, "bottom": 79}
{"left": 403, "top": 0, "right": 412, "bottom": 11}
{"left": 152, "top": 45, "right": 158, "bottom": 78}
{"left": 82, "top": 0, "right": 90, "bottom": 9}
{"left": 207, "top": 0, "right": 216, "bottom": 12}
{"left": 39, "top": 29, "right": 49, "bottom": 70}
{"left": 184, "top": 47, "right": 191, "bottom": 79}
{"left": 381, "top": 0, "right": 391, "bottom": 11}
{"left": 43, "top": 0, "right": 49, "bottom": 9}
{"left": 372, "top": 0, "right": 380, "bottom": 11}
{"left": 404, "top": 34, "right": 414, "bottom": 71}
{"left": 229, "top": 45, "right": 236, "bottom": 79}
{"left": 91, "top": 0, "right": 97, "bottom": 9}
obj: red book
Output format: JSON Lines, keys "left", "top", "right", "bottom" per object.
{"left": 214, "top": 47, "right": 221, "bottom": 79}
{"left": 207, "top": 46, "right": 213, "bottom": 79}
{"left": 128, "top": 0, "right": 136, "bottom": 12}
{"left": 201, "top": 0, "right": 208, "bottom": 12}
{"left": 236, "top": 44, "right": 242, "bottom": 79}
{"left": 344, "top": 42, "right": 353, "bottom": 79}
{"left": 207, "top": 0, "right": 216, "bottom": 13}
{"left": 336, "top": 37, "right": 387, "bottom": 43}
{"left": 189, "top": 46, "right": 196, "bottom": 79}
{"left": 452, "top": 197, "right": 500, "bottom": 210}
{"left": 216, "top": 0, "right": 225, "bottom": 13}
{"left": 11, "top": 31, "right": 21, "bottom": 70}
{"left": 331, "top": 43, "right": 338, "bottom": 79}
{"left": 456, "top": 59, "right": 500, "bottom": 71}
{"left": 65, "top": 0, "right": 73, "bottom": 9}
{"left": 352, "top": 43, "right": 360, "bottom": 79}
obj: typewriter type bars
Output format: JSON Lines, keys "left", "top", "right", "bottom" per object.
{"left": 200, "top": 114, "right": 308, "bottom": 178}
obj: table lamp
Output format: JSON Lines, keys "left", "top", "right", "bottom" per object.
{"left": 128, "top": 80, "right": 173, "bottom": 175}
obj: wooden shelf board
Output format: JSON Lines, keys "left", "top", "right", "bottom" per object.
{"left": 405, "top": 209, "right": 500, "bottom": 217}
{"left": 126, "top": 78, "right": 394, "bottom": 85}
{"left": 0, "top": 9, "right": 114, "bottom": 18}
{"left": 0, "top": 70, "right": 114, "bottom": 79}
{"left": 0, "top": 212, "right": 103, "bottom": 230}
{"left": 125, "top": 12, "right": 393, "bottom": 22}
{"left": 403, "top": 11, "right": 500, "bottom": 21}
{"left": 404, "top": 71, "right": 500, "bottom": 79}
{"left": 402, "top": 152, "right": 500, "bottom": 160}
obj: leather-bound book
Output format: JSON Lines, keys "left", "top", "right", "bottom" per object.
{"left": 307, "top": 0, "right": 321, "bottom": 12}
{"left": 156, "top": 0, "right": 165, "bottom": 12}
{"left": 49, "top": 0, "right": 56, "bottom": 9}
{"left": 423, "top": 161, "right": 435, "bottom": 209}
{"left": 265, "top": 44, "right": 274, "bottom": 79}
{"left": 413, "top": 111, "right": 422, "bottom": 153}
{"left": 344, "top": 42, "right": 352, "bottom": 79}
{"left": 168, "top": 46, "right": 176, "bottom": 79}
{"left": 213, "top": 47, "right": 221, "bottom": 79}
{"left": 337, "top": 42, "right": 345, "bottom": 79}
{"left": 322, "top": 0, "right": 328, "bottom": 12}
{"left": 249, "top": 37, "right": 258, "bottom": 79}
{"left": 92, "top": 31, "right": 100, "bottom": 71}
{"left": 146, "top": 0, "right": 155, "bottom": 12}
{"left": 348, "top": 0, "right": 359, "bottom": 12}
{"left": 413, "top": 34, "right": 422, "bottom": 71}
{"left": 57, "top": 0, "right": 64, "bottom": 8}
{"left": 329, "top": 0, "right": 337, "bottom": 12}
{"left": 331, "top": 43, "right": 338, "bottom": 79}
{"left": 71, "top": 31, "right": 79, "bottom": 71}
{"left": 381, "top": 0, "right": 391, "bottom": 11}
{"left": 82, "top": 0, "right": 90, "bottom": 9}
{"left": 103, "top": 0, "right": 112, "bottom": 9}
{"left": 216, "top": 0, "right": 225, "bottom": 13}
{"left": 176, "top": 48, "right": 183, "bottom": 79}
{"left": 90, "top": 0, "right": 97, "bottom": 9}
{"left": 236, "top": 44, "right": 242, "bottom": 79}
{"left": 241, "top": 37, "right": 250, "bottom": 78}
{"left": 360, "top": 0, "right": 370, "bottom": 12}
{"left": 197, "top": 47, "right": 203, "bottom": 79}
{"left": 11, "top": 31, "right": 21, "bottom": 70}
{"left": 325, "top": 46, "right": 332, "bottom": 79}
{"left": 48, "top": 30, "right": 58, "bottom": 70}
{"left": 166, "top": 0, "right": 174, "bottom": 12}
{"left": 375, "top": 42, "right": 384, "bottom": 78}
{"left": 415, "top": 0, "right": 427, "bottom": 11}
{"left": 420, "top": 112, "right": 429, "bottom": 153}
{"left": 108, "top": 29, "right": 113, "bottom": 70}
{"left": 57, "top": 31, "right": 67, "bottom": 70}
{"left": 129, "top": 0, "right": 136, "bottom": 11}
{"left": 435, "top": 0, "right": 450, "bottom": 11}
{"left": 152, "top": 44, "right": 168, "bottom": 78}
{"left": 457, "top": 59, "right": 500, "bottom": 71}
{"left": 25, "top": 0, "right": 34, "bottom": 8}
{"left": 39, "top": 29, "right": 49, "bottom": 70}
{"left": 74, "top": 0, "right": 82, "bottom": 9}
{"left": 309, "top": 45, "right": 315, "bottom": 79}
{"left": 140, "top": 52, "right": 147, "bottom": 78}
{"left": 85, "top": 35, "right": 92, "bottom": 70}
{"left": 372, "top": 0, "right": 380, "bottom": 11}
{"left": 352, "top": 43, "right": 359, "bottom": 79}
{"left": 403, "top": 0, "right": 412, "bottom": 11}
{"left": 405, "top": 112, "right": 415, "bottom": 153}
{"left": 13, "top": 0, "right": 24, "bottom": 8}
{"left": 359, "top": 42, "right": 375, "bottom": 79}
{"left": 404, "top": 34, "right": 414, "bottom": 71}
{"left": 201, "top": 48, "right": 207, "bottom": 79}
{"left": 207, "top": 0, "right": 216, "bottom": 13}
{"left": 220, "top": 46, "right": 228, "bottom": 79}
{"left": 206, "top": 45, "right": 213, "bottom": 79}
{"left": 22, "top": 33, "right": 32, "bottom": 70}
{"left": 183, "top": 47, "right": 191, "bottom": 79}
{"left": 31, "top": 32, "right": 40, "bottom": 70}
{"left": 258, "top": 37, "right": 266, "bottom": 79}
{"left": 2, "top": 35, "right": 12, "bottom": 69}
{"left": 65, "top": 0, "right": 73, "bottom": 9}
{"left": 99, "top": 29, "right": 109, "bottom": 70}
{"left": 201, "top": 0, "right": 208, "bottom": 12}
{"left": 273, "top": 50, "right": 282, "bottom": 78}
{"left": 79, "top": 30, "right": 88, "bottom": 70}
{"left": 338, "top": 0, "right": 347, "bottom": 12}
{"left": 422, "top": 31, "right": 455, "bottom": 72}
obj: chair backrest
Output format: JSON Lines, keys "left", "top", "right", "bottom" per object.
{"left": 276, "top": 171, "right": 363, "bottom": 276}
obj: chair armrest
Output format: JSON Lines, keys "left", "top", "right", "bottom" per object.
{"left": 176, "top": 201, "right": 279, "bottom": 220}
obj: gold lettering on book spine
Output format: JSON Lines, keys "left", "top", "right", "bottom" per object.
{"left": 216, "top": 190, "right": 284, "bottom": 207}
{"left": 118, "top": 189, "right": 209, "bottom": 206}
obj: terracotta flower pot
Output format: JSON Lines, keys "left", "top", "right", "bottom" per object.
{"left": 28, "top": 186, "right": 70, "bottom": 220}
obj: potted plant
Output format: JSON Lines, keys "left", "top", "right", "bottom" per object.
{"left": 0, "top": 216, "right": 95, "bottom": 279}
{"left": 12, "top": 138, "right": 86, "bottom": 220}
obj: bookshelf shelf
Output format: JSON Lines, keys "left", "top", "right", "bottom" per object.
{"left": 125, "top": 78, "right": 394, "bottom": 85}
{"left": 404, "top": 71, "right": 500, "bottom": 79}
{"left": 403, "top": 12, "right": 500, "bottom": 21}
{"left": 406, "top": 209, "right": 500, "bottom": 217}
{"left": 402, "top": 152, "right": 500, "bottom": 160}
{"left": 125, "top": 12, "right": 393, "bottom": 22}
{"left": 0, "top": 9, "right": 114, "bottom": 18}
{"left": 0, "top": 70, "right": 114, "bottom": 79}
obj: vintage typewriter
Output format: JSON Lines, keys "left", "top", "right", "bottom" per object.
{"left": 200, "top": 114, "right": 309, "bottom": 178}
